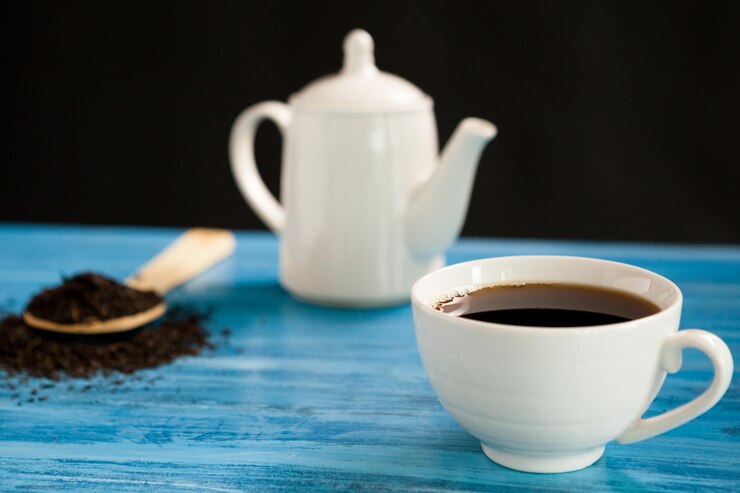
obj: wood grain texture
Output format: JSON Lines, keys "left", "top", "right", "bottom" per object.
{"left": 0, "top": 224, "right": 738, "bottom": 492}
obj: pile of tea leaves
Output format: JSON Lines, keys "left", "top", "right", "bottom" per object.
{"left": 0, "top": 310, "right": 213, "bottom": 380}
{"left": 25, "top": 272, "right": 162, "bottom": 324}
{"left": 0, "top": 272, "right": 227, "bottom": 383}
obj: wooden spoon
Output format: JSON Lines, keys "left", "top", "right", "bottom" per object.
{"left": 23, "top": 228, "right": 236, "bottom": 335}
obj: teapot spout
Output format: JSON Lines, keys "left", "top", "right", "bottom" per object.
{"left": 405, "top": 118, "right": 497, "bottom": 260}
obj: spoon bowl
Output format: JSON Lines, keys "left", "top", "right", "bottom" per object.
{"left": 23, "top": 303, "right": 167, "bottom": 335}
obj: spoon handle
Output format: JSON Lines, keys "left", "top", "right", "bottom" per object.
{"left": 125, "top": 228, "right": 236, "bottom": 295}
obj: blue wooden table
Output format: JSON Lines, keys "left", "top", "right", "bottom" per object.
{"left": 0, "top": 224, "right": 738, "bottom": 491}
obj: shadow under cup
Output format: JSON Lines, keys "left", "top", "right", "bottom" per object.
{"left": 410, "top": 256, "right": 733, "bottom": 474}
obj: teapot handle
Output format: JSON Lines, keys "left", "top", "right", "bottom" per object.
{"left": 229, "top": 101, "right": 292, "bottom": 234}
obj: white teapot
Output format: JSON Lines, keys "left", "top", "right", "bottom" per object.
{"left": 229, "top": 29, "right": 496, "bottom": 306}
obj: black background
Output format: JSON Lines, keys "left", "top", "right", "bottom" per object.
{"left": 2, "top": 1, "right": 738, "bottom": 243}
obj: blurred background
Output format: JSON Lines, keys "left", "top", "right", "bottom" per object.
{"left": 2, "top": 0, "right": 738, "bottom": 243}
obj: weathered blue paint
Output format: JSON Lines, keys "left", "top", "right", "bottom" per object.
{"left": 0, "top": 224, "right": 738, "bottom": 491}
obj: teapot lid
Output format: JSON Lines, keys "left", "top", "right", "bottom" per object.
{"left": 289, "top": 30, "right": 432, "bottom": 112}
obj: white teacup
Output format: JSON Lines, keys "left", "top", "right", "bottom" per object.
{"left": 411, "top": 256, "right": 733, "bottom": 473}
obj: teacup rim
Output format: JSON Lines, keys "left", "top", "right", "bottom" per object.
{"left": 410, "top": 255, "right": 683, "bottom": 333}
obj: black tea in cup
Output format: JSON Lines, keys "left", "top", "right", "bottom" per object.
{"left": 434, "top": 283, "right": 660, "bottom": 327}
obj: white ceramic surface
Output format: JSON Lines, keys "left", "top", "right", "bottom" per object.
{"left": 229, "top": 29, "right": 496, "bottom": 306}
{"left": 411, "top": 256, "right": 733, "bottom": 473}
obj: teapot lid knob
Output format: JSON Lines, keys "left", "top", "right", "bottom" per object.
{"left": 289, "top": 29, "right": 431, "bottom": 111}
{"left": 343, "top": 29, "right": 377, "bottom": 75}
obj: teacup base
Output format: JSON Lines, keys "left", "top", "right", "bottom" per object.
{"left": 481, "top": 443, "right": 605, "bottom": 473}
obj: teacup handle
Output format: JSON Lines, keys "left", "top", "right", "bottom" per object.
{"left": 617, "top": 329, "right": 733, "bottom": 444}
{"left": 229, "top": 101, "right": 292, "bottom": 234}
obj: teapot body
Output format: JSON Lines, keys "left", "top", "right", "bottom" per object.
{"left": 279, "top": 108, "right": 444, "bottom": 305}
